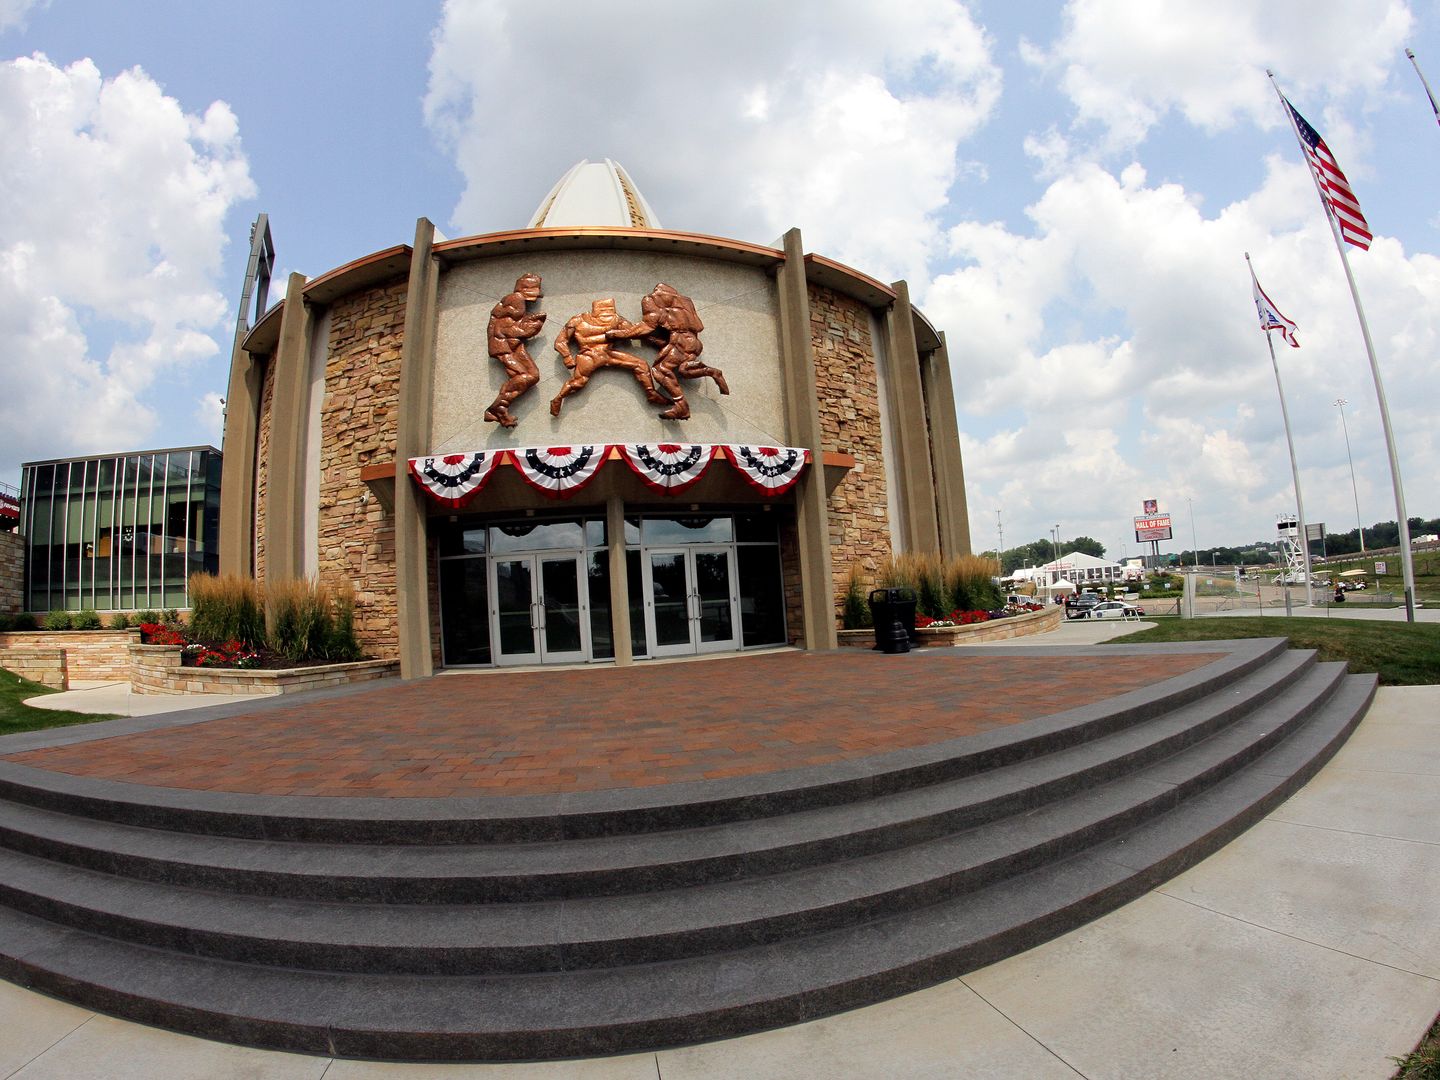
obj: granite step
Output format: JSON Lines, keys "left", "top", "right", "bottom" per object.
{"left": 0, "top": 648, "right": 1316, "bottom": 905}
{"left": 0, "top": 662, "right": 1348, "bottom": 976}
{"left": 0, "top": 670, "right": 1374, "bottom": 1061}
{"left": 0, "top": 639, "right": 1288, "bottom": 844}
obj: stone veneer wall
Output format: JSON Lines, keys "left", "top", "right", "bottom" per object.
{"left": 808, "top": 285, "right": 893, "bottom": 625}
{"left": 0, "top": 630, "right": 141, "bottom": 681}
{"left": 254, "top": 356, "right": 277, "bottom": 584}
{"left": 317, "top": 280, "right": 408, "bottom": 659}
{"left": 128, "top": 644, "right": 398, "bottom": 696}
{"left": 0, "top": 531, "right": 23, "bottom": 615}
{"left": 778, "top": 518, "right": 805, "bottom": 648}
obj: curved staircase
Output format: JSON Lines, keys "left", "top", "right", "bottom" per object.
{"left": 0, "top": 639, "right": 1374, "bottom": 1061}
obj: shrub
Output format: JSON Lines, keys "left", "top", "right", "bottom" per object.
{"left": 188, "top": 573, "right": 265, "bottom": 648}
{"left": 162, "top": 608, "right": 181, "bottom": 625}
{"left": 0, "top": 613, "right": 11, "bottom": 633}
{"left": 109, "top": 612, "right": 133, "bottom": 630}
{"left": 11, "top": 612, "right": 37, "bottom": 631}
{"left": 841, "top": 566, "right": 871, "bottom": 630}
{"left": 45, "top": 609, "right": 72, "bottom": 631}
{"left": 135, "top": 609, "right": 161, "bottom": 626}
{"left": 71, "top": 609, "right": 102, "bottom": 630}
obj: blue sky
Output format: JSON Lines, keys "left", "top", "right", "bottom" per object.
{"left": 2, "top": 0, "right": 1438, "bottom": 559}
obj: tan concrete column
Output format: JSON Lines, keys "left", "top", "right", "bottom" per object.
{"left": 218, "top": 339, "right": 263, "bottom": 578}
{"left": 395, "top": 220, "right": 439, "bottom": 679}
{"left": 886, "top": 281, "right": 941, "bottom": 555}
{"left": 926, "top": 331, "right": 972, "bottom": 557}
{"left": 606, "top": 493, "right": 633, "bottom": 666}
{"left": 260, "top": 273, "right": 314, "bottom": 585}
{"left": 775, "top": 228, "right": 837, "bottom": 650}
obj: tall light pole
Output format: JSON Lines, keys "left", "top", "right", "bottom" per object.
{"left": 1186, "top": 497, "right": 1199, "bottom": 571}
{"left": 1334, "top": 398, "right": 1366, "bottom": 555}
{"left": 995, "top": 509, "right": 1003, "bottom": 561}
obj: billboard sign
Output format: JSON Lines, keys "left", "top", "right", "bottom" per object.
{"left": 1134, "top": 514, "right": 1173, "bottom": 542}
{"left": 1305, "top": 522, "right": 1325, "bottom": 541}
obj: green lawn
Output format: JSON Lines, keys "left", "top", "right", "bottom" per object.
{"left": 1108, "top": 617, "right": 1440, "bottom": 685}
{"left": 0, "top": 669, "right": 120, "bottom": 736}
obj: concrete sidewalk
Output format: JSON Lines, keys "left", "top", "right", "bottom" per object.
{"left": 24, "top": 680, "right": 236, "bottom": 717}
{"left": 0, "top": 686, "right": 1434, "bottom": 1079}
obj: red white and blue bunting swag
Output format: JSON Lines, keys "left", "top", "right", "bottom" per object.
{"left": 408, "top": 452, "right": 503, "bottom": 509}
{"left": 407, "top": 444, "right": 811, "bottom": 506}
{"left": 620, "top": 443, "right": 718, "bottom": 494}
{"left": 512, "top": 445, "right": 611, "bottom": 498}
{"left": 725, "top": 445, "right": 811, "bottom": 495}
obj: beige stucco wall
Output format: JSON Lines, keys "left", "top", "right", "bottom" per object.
{"left": 430, "top": 252, "right": 789, "bottom": 451}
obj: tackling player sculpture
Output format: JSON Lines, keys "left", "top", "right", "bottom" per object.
{"left": 483, "top": 273, "right": 546, "bottom": 428}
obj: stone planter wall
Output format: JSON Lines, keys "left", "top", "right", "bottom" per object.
{"left": 0, "top": 531, "right": 22, "bottom": 615}
{"left": 128, "top": 644, "right": 399, "bottom": 696}
{"left": 0, "top": 630, "right": 141, "bottom": 681}
{"left": 837, "top": 605, "right": 1063, "bottom": 648}
{"left": 5, "top": 648, "right": 67, "bottom": 689}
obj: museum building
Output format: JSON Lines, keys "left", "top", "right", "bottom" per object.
{"left": 221, "top": 161, "right": 971, "bottom": 677}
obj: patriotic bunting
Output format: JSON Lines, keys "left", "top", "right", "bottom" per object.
{"left": 512, "top": 445, "right": 610, "bottom": 498}
{"left": 725, "top": 445, "right": 811, "bottom": 494}
{"left": 406, "top": 443, "right": 813, "bottom": 505}
{"left": 620, "top": 443, "right": 717, "bottom": 494}
{"left": 408, "top": 452, "right": 503, "bottom": 508}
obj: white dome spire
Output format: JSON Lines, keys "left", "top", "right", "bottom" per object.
{"left": 528, "top": 159, "right": 661, "bottom": 229}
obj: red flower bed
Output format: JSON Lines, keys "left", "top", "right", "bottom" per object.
{"left": 915, "top": 610, "right": 991, "bottom": 629}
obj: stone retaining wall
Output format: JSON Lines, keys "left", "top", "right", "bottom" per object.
{"left": 0, "top": 630, "right": 140, "bottom": 681}
{"left": 837, "top": 605, "right": 1063, "bottom": 648}
{"left": 0, "top": 531, "right": 22, "bottom": 615}
{"left": 5, "top": 649, "right": 67, "bottom": 689}
{"left": 128, "top": 644, "right": 399, "bottom": 696}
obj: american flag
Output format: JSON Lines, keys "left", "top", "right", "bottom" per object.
{"left": 1249, "top": 268, "right": 1299, "bottom": 348}
{"left": 1285, "top": 97, "right": 1372, "bottom": 250}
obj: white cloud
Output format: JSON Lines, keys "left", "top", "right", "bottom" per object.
{"left": 0, "top": 54, "right": 254, "bottom": 478}
{"left": 0, "top": 0, "right": 45, "bottom": 34}
{"left": 1027, "top": 0, "right": 1412, "bottom": 148}
{"left": 423, "top": 0, "right": 1002, "bottom": 288}
{"left": 941, "top": 148, "right": 1440, "bottom": 551}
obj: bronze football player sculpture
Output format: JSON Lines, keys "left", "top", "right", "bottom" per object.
{"left": 607, "top": 283, "right": 727, "bottom": 420}
{"left": 549, "top": 298, "right": 667, "bottom": 416}
{"left": 483, "top": 273, "right": 546, "bottom": 428}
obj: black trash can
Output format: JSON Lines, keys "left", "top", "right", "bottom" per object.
{"left": 869, "top": 587, "right": 918, "bottom": 653}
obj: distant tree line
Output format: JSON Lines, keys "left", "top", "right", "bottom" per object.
{"left": 983, "top": 537, "right": 1107, "bottom": 575}
{"left": 979, "top": 515, "right": 1438, "bottom": 575}
{"left": 1168, "top": 515, "right": 1440, "bottom": 567}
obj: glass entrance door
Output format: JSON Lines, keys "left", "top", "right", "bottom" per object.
{"left": 643, "top": 546, "right": 739, "bottom": 657}
{"left": 490, "top": 554, "right": 589, "bottom": 665}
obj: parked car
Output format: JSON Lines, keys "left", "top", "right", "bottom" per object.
{"left": 1078, "top": 600, "right": 1144, "bottom": 620}
{"left": 1064, "top": 594, "right": 1104, "bottom": 619}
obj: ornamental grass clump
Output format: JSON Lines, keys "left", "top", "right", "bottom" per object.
{"left": 841, "top": 565, "right": 872, "bottom": 630}
{"left": 265, "top": 578, "right": 362, "bottom": 664}
{"left": 188, "top": 573, "right": 265, "bottom": 648}
{"left": 947, "top": 554, "right": 1003, "bottom": 613}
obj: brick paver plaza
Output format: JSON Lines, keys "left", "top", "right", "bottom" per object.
{"left": 5, "top": 650, "right": 1221, "bottom": 798}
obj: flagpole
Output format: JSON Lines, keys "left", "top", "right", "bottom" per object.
{"left": 1406, "top": 49, "right": 1440, "bottom": 127}
{"left": 1246, "top": 253, "right": 1315, "bottom": 609}
{"left": 1267, "top": 72, "right": 1418, "bottom": 621}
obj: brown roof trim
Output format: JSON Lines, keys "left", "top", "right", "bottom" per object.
{"left": 803, "top": 253, "right": 896, "bottom": 307}
{"left": 240, "top": 299, "right": 285, "bottom": 354}
{"left": 302, "top": 244, "right": 412, "bottom": 304}
{"left": 433, "top": 227, "right": 784, "bottom": 268}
